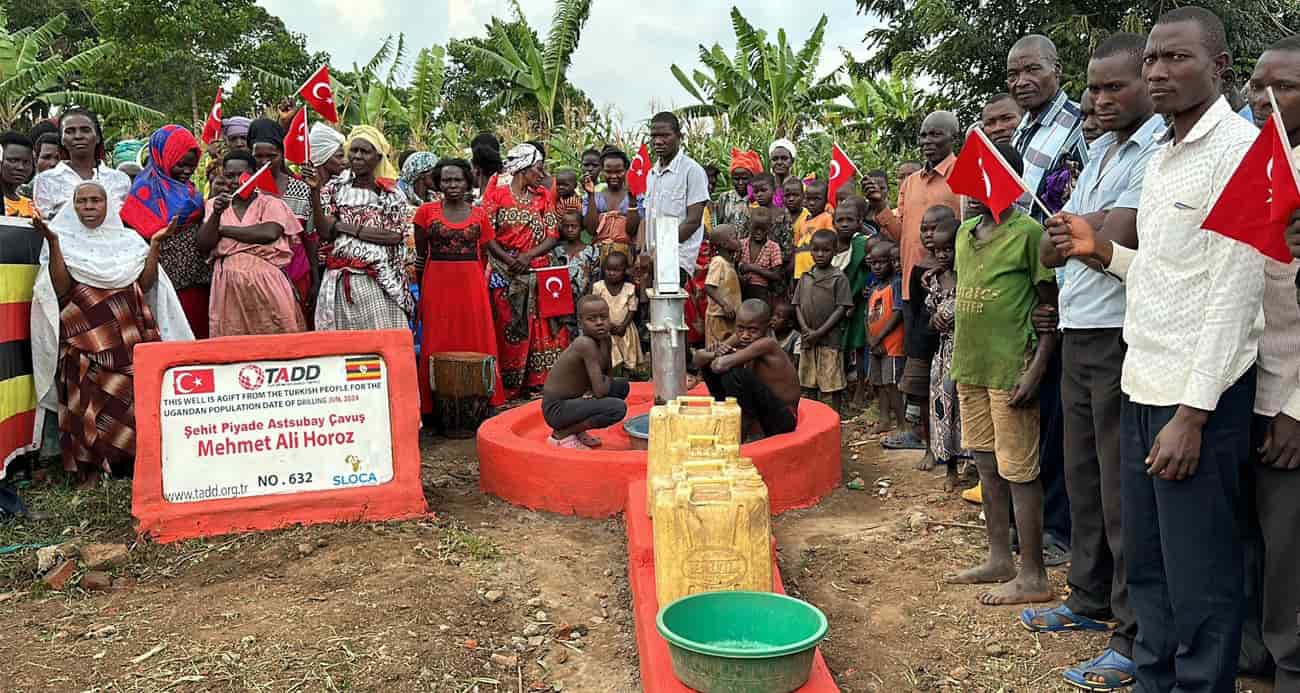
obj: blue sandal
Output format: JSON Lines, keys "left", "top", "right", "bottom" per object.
{"left": 1063, "top": 649, "right": 1136, "bottom": 691}
{"left": 1019, "top": 604, "right": 1112, "bottom": 633}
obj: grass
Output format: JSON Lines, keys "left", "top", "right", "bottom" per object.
{"left": 439, "top": 524, "right": 501, "bottom": 562}
{"left": 0, "top": 477, "right": 136, "bottom": 585}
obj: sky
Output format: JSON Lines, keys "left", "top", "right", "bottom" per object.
{"left": 257, "top": 0, "right": 879, "bottom": 128}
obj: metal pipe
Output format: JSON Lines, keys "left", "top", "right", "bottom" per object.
{"left": 646, "top": 289, "right": 687, "bottom": 405}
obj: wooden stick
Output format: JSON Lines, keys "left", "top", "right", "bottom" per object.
{"left": 972, "top": 127, "right": 1056, "bottom": 219}
{"left": 925, "top": 520, "right": 985, "bottom": 530}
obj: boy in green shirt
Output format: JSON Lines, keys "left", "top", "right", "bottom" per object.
{"left": 945, "top": 143, "right": 1058, "bottom": 607}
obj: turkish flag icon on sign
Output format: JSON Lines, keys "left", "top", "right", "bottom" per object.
{"left": 200, "top": 89, "right": 223, "bottom": 146}
{"left": 947, "top": 129, "right": 1027, "bottom": 223}
{"left": 298, "top": 65, "right": 339, "bottom": 123}
{"left": 827, "top": 143, "right": 858, "bottom": 204}
{"left": 627, "top": 143, "right": 650, "bottom": 197}
{"left": 1202, "top": 111, "right": 1300, "bottom": 262}
{"left": 283, "top": 107, "right": 310, "bottom": 165}
{"left": 535, "top": 266, "right": 575, "bottom": 319}
{"left": 173, "top": 368, "right": 215, "bottom": 396}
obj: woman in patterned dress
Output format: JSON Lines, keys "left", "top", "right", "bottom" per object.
{"left": 30, "top": 182, "right": 192, "bottom": 486}
{"left": 309, "top": 126, "right": 414, "bottom": 331}
{"left": 413, "top": 158, "right": 507, "bottom": 415}
{"left": 483, "top": 143, "right": 570, "bottom": 399}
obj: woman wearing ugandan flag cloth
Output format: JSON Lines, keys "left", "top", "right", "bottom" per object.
{"left": 120, "top": 125, "right": 210, "bottom": 338}
{"left": 307, "top": 125, "right": 414, "bottom": 331}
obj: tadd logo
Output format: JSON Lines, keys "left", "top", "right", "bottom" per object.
{"left": 333, "top": 454, "right": 379, "bottom": 487}
{"left": 237, "top": 363, "right": 322, "bottom": 391}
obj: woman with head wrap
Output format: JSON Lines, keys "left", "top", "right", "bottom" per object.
{"left": 198, "top": 150, "right": 305, "bottom": 337}
{"left": 112, "top": 139, "right": 145, "bottom": 179}
{"left": 32, "top": 107, "right": 131, "bottom": 219}
{"left": 120, "top": 125, "right": 210, "bottom": 338}
{"left": 413, "top": 157, "right": 509, "bottom": 417}
{"left": 29, "top": 181, "right": 192, "bottom": 486}
{"left": 768, "top": 138, "right": 797, "bottom": 208}
{"left": 223, "top": 117, "right": 251, "bottom": 152}
{"left": 247, "top": 118, "right": 315, "bottom": 316}
{"left": 302, "top": 122, "right": 348, "bottom": 269}
{"left": 470, "top": 132, "right": 502, "bottom": 201}
{"left": 482, "top": 142, "right": 569, "bottom": 399}
{"left": 308, "top": 125, "right": 413, "bottom": 331}
{"left": 399, "top": 151, "right": 438, "bottom": 207}
{"left": 717, "top": 148, "right": 762, "bottom": 228}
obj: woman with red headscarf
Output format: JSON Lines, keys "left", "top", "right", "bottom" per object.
{"left": 120, "top": 125, "right": 209, "bottom": 337}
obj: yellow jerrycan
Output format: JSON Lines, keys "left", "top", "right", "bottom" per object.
{"left": 648, "top": 440, "right": 763, "bottom": 513}
{"left": 647, "top": 397, "right": 742, "bottom": 515}
{"left": 653, "top": 476, "right": 773, "bottom": 606}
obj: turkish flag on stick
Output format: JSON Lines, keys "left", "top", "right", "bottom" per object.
{"left": 535, "top": 266, "right": 576, "bottom": 319}
{"left": 298, "top": 65, "right": 339, "bottom": 123}
{"left": 200, "top": 88, "right": 223, "bottom": 145}
{"left": 627, "top": 143, "right": 650, "bottom": 197}
{"left": 283, "top": 107, "right": 311, "bottom": 165}
{"left": 947, "top": 128, "right": 1039, "bottom": 223}
{"left": 827, "top": 143, "right": 858, "bottom": 204}
{"left": 1202, "top": 106, "right": 1300, "bottom": 262}
{"left": 234, "top": 163, "right": 280, "bottom": 200}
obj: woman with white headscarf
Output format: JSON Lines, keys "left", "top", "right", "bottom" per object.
{"left": 768, "top": 138, "right": 797, "bottom": 208}
{"left": 30, "top": 181, "right": 192, "bottom": 486}
{"left": 482, "top": 143, "right": 569, "bottom": 399}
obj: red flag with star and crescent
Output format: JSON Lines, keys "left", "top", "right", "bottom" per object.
{"left": 234, "top": 163, "right": 280, "bottom": 200}
{"left": 626, "top": 143, "right": 650, "bottom": 197}
{"left": 283, "top": 107, "right": 310, "bottom": 165}
{"left": 947, "top": 128, "right": 1028, "bottom": 223}
{"left": 200, "top": 88, "right": 223, "bottom": 145}
{"left": 298, "top": 65, "right": 339, "bottom": 123}
{"left": 827, "top": 143, "right": 858, "bottom": 203}
{"left": 1201, "top": 111, "right": 1300, "bottom": 262}
{"left": 535, "top": 266, "right": 575, "bottom": 319}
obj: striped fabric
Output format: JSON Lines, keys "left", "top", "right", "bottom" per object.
{"left": 0, "top": 219, "right": 43, "bottom": 477}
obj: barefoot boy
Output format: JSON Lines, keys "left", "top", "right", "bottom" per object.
{"left": 793, "top": 229, "right": 854, "bottom": 413}
{"left": 866, "top": 241, "right": 906, "bottom": 433}
{"left": 542, "top": 295, "right": 630, "bottom": 450}
{"left": 703, "top": 225, "right": 743, "bottom": 349}
{"left": 693, "top": 299, "right": 801, "bottom": 438}
{"left": 945, "top": 142, "right": 1058, "bottom": 607}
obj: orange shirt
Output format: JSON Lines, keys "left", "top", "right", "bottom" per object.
{"left": 793, "top": 211, "right": 834, "bottom": 279}
{"left": 880, "top": 155, "right": 959, "bottom": 300}
{"left": 867, "top": 281, "right": 905, "bottom": 357}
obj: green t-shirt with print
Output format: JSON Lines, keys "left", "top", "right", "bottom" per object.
{"left": 950, "top": 209, "right": 1055, "bottom": 391}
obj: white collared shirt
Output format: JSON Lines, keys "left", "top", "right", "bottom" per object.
{"left": 32, "top": 161, "right": 131, "bottom": 219}
{"left": 644, "top": 148, "right": 710, "bottom": 274}
{"left": 1121, "top": 97, "right": 1265, "bottom": 410}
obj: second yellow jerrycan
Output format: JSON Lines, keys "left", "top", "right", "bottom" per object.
{"left": 653, "top": 476, "right": 773, "bottom": 606}
{"left": 647, "top": 397, "right": 742, "bottom": 515}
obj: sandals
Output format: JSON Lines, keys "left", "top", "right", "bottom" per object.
{"left": 1063, "top": 649, "right": 1136, "bottom": 691}
{"left": 880, "top": 430, "right": 927, "bottom": 450}
{"left": 1019, "top": 604, "right": 1112, "bottom": 633}
{"left": 1043, "top": 535, "right": 1072, "bottom": 568}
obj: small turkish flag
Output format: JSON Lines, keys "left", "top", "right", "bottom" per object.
{"left": 1202, "top": 112, "right": 1300, "bottom": 263}
{"left": 827, "top": 143, "right": 858, "bottom": 204}
{"left": 173, "top": 368, "right": 215, "bottom": 396}
{"left": 947, "top": 129, "right": 1027, "bottom": 223}
{"left": 627, "top": 143, "right": 650, "bottom": 197}
{"left": 283, "top": 107, "right": 310, "bottom": 165}
{"left": 298, "top": 65, "right": 339, "bottom": 123}
{"left": 234, "top": 163, "right": 280, "bottom": 199}
{"left": 200, "top": 89, "right": 223, "bottom": 145}
{"left": 535, "top": 266, "right": 575, "bottom": 319}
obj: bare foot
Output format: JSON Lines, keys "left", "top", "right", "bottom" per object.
{"left": 943, "top": 466, "right": 961, "bottom": 493}
{"left": 945, "top": 559, "right": 1015, "bottom": 585}
{"left": 914, "top": 450, "right": 935, "bottom": 471}
{"left": 577, "top": 432, "right": 603, "bottom": 448}
{"left": 977, "top": 573, "right": 1053, "bottom": 605}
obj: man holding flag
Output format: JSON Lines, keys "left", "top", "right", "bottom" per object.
{"left": 1047, "top": 9, "right": 1265, "bottom": 691}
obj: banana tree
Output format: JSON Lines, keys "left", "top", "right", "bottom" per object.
{"left": 671, "top": 7, "right": 843, "bottom": 138}
{"left": 0, "top": 11, "right": 163, "bottom": 129}
{"left": 827, "top": 68, "right": 939, "bottom": 157}
{"left": 456, "top": 0, "right": 592, "bottom": 133}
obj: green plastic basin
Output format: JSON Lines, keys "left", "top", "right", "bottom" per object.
{"left": 656, "top": 591, "right": 828, "bottom": 693}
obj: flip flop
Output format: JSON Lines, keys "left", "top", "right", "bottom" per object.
{"left": 1062, "top": 649, "right": 1136, "bottom": 691}
{"left": 1044, "top": 536, "right": 1072, "bottom": 568}
{"left": 1019, "top": 604, "right": 1112, "bottom": 633}
{"left": 880, "top": 430, "right": 926, "bottom": 450}
{"left": 577, "top": 432, "right": 603, "bottom": 448}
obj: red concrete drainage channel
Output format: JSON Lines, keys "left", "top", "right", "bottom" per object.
{"left": 477, "top": 383, "right": 843, "bottom": 691}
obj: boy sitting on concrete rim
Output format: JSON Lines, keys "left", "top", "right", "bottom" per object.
{"left": 693, "top": 299, "right": 801, "bottom": 440}
{"left": 542, "top": 295, "right": 630, "bottom": 450}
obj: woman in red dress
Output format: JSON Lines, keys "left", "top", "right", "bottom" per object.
{"left": 414, "top": 158, "right": 508, "bottom": 414}
{"left": 482, "top": 143, "right": 570, "bottom": 399}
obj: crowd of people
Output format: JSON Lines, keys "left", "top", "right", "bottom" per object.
{"left": 2, "top": 5, "right": 1299, "bottom": 691}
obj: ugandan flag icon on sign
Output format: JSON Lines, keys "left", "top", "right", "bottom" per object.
{"left": 345, "top": 356, "right": 383, "bottom": 382}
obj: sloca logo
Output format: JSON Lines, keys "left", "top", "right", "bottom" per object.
{"left": 237, "top": 364, "right": 322, "bottom": 391}
{"left": 334, "top": 454, "right": 378, "bottom": 487}
{"left": 173, "top": 368, "right": 215, "bottom": 396}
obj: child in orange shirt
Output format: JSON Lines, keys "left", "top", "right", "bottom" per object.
{"left": 867, "top": 240, "right": 906, "bottom": 433}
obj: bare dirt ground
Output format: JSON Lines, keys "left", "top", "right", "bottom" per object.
{"left": 0, "top": 416, "right": 1279, "bottom": 692}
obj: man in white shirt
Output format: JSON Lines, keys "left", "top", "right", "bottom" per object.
{"left": 1046, "top": 8, "right": 1263, "bottom": 692}
{"left": 1245, "top": 35, "right": 1300, "bottom": 693}
{"left": 641, "top": 111, "right": 709, "bottom": 280}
